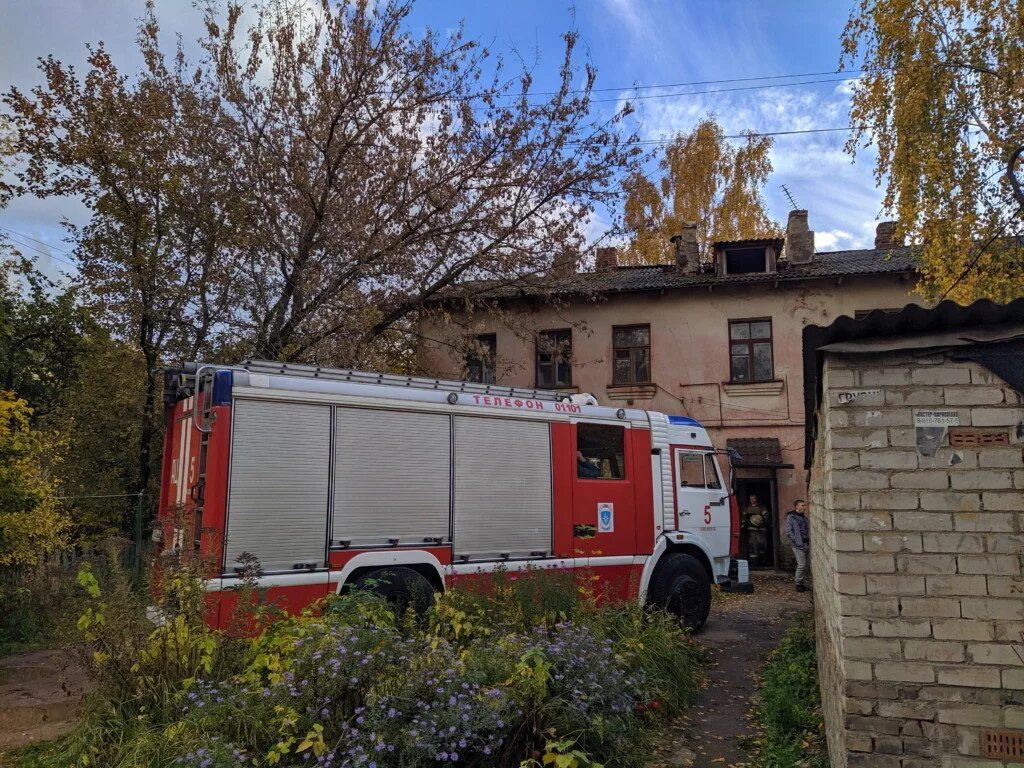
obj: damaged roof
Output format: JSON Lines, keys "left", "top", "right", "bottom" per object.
{"left": 465, "top": 246, "right": 916, "bottom": 301}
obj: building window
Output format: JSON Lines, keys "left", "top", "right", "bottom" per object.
{"left": 729, "top": 319, "right": 773, "bottom": 382}
{"left": 465, "top": 334, "right": 496, "bottom": 384}
{"left": 724, "top": 247, "right": 769, "bottom": 274}
{"left": 612, "top": 325, "right": 651, "bottom": 385}
{"left": 577, "top": 423, "right": 625, "bottom": 480}
{"left": 536, "top": 329, "right": 572, "bottom": 388}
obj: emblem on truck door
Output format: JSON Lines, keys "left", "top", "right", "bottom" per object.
{"left": 597, "top": 502, "right": 614, "bottom": 533}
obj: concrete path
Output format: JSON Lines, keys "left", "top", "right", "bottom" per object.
{"left": 649, "top": 573, "right": 812, "bottom": 768}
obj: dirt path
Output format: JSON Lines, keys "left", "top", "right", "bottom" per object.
{"left": 0, "top": 649, "right": 92, "bottom": 754}
{"left": 649, "top": 573, "right": 812, "bottom": 768}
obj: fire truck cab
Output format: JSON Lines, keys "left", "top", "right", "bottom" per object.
{"left": 158, "top": 361, "right": 750, "bottom": 631}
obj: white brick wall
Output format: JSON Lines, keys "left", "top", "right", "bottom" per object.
{"left": 811, "top": 352, "right": 1024, "bottom": 768}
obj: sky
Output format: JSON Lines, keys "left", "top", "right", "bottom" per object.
{"left": 0, "top": 0, "right": 884, "bottom": 283}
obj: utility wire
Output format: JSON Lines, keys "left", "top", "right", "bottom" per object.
{"left": 625, "top": 126, "right": 858, "bottom": 146}
{"left": 0, "top": 225, "right": 77, "bottom": 267}
{"left": 0, "top": 224, "right": 75, "bottom": 256}
{"left": 530, "top": 68, "right": 864, "bottom": 96}
{"left": 585, "top": 77, "right": 851, "bottom": 104}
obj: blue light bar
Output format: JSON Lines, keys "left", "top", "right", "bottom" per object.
{"left": 668, "top": 415, "right": 703, "bottom": 427}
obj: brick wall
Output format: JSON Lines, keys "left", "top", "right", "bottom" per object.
{"left": 810, "top": 350, "right": 1024, "bottom": 768}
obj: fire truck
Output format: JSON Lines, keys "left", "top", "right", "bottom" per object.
{"left": 158, "top": 361, "right": 750, "bottom": 631}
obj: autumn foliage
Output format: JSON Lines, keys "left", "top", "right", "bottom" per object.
{"left": 0, "top": 391, "right": 66, "bottom": 566}
{"left": 843, "top": 0, "right": 1024, "bottom": 303}
{"left": 621, "top": 117, "right": 780, "bottom": 265}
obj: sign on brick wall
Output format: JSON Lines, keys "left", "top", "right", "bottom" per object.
{"left": 913, "top": 409, "right": 960, "bottom": 456}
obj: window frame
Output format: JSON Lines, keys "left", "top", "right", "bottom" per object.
{"left": 723, "top": 247, "right": 769, "bottom": 275}
{"left": 611, "top": 324, "right": 652, "bottom": 386}
{"left": 728, "top": 318, "right": 774, "bottom": 383}
{"left": 535, "top": 328, "right": 573, "bottom": 389}
{"left": 464, "top": 333, "right": 497, "bottom": 384}
{"left": 575, "top": 421, "right": 629, "bottom": 481}
{"left": 672, "top": 448, "right": 721, "bottom": 490}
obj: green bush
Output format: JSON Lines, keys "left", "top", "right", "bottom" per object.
{"left": 17, "top": 564, "right": 704, "bottom": 768}
{"left": 752, "top": 618, "right": 829, "bottom": 768}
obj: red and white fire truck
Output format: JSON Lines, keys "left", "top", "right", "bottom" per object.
{"left": 157, "top": 361, "right": 750, "bottom": 631}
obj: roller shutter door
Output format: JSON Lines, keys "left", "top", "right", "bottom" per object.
{"left": 453, "top": 416, "right": 552, "bottom": 559}
{"left": 225, "top": 399, "right": 331, "bottom": 572}
{"left": 333, "top": 407, "right": 451, "bottom": 546}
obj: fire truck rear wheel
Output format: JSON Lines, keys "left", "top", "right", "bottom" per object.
{"left": 350, "top": 567, "right": 436, "bottom": 616}
{"left": 647, "top": 553, "right": 712, "bottom": 632}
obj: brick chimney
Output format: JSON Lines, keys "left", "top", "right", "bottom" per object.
{"left": 784, "top": 209, "right": 814, "bottom": 265}
{"left": 595, "top": 246, "right": 618, "bottom": 272}
{"left": 549, "top": 251, "right": 579, "bottom": 277}
{"left": 875, "top": 221, "right": 903, "bottom": 250}
{"left": 671, "top": 222, "right": 700, "bottom": 273}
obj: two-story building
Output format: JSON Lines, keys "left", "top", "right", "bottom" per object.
{"left": 419, "top": 211, "right": 921, "bottom": 569}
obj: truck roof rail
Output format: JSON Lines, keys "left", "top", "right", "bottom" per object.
{"left": 239, "top": 359, "right": 571, "bottom": 403}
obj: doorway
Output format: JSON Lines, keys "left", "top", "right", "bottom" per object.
{"left": 734, "top": 478, "right": 776, "bottom": 569}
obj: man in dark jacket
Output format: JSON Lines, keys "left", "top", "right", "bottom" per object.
{"left": 785, "top": 500, "right": 810, "bottom": 592}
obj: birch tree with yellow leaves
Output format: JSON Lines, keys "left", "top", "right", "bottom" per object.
{"left": 843, "top": 0, "right": 1024, "bottom": 303}
{"left": 621, "top": 117, "right": 780, "bottom": 265}
{"left": 0, "top": 393, "right": 67, "bottom": 566}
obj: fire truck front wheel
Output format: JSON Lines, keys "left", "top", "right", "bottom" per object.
{"left": 647, "top": 553, "right": 712, "bottom": 632}
{"left": 349, "top": 567, "right": 436, "bottom": 616}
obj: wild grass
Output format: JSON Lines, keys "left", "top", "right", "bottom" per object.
{"left": 750, "top": 617, "right": 829, "bottom": 768}
{"left": 13, "top": 562, "right": 704, "bottom": 768}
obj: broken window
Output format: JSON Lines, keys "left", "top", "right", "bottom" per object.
{"left": 465, "top": 334, "right": 497, "bottom": 384}
{"left": 724, "top": 247, "right": 769, "bottom": 274}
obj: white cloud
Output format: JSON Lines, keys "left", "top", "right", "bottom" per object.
{"left": 815, "top": 229, "right": 853, "bottom": 251}
{"left": 608, "top": 71, "right": 885, "bottom": 253}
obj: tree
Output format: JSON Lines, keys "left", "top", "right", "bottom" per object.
{"left": 4, "top": 0, "right": 640, "bottom": 495}
{"left": 0, "top": 259, "right": 92, "bottom": 419}
{"left": 44, "top": 332, "right": 148, "bottom": 538}
{"left": 842, "top": 0, "right": 1024, "bottom": 303}
{"left": 621, "top": 117, "right": 779, "bottom": 265}
{"left": 0, "top": 392, "right": 67, "bottom": 566}
{"left": 4, "top": 9, "right": 262, "bottom": 496}
{"left": 199, "top": 0, "right": 639, "bottom": 362}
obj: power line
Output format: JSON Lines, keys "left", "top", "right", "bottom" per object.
{"left": 532, "top": 68, "right": 863, "bottom": 96}
{"left": 0, "top": 225, "right": 77, "bottom": 267}
{"left": 626, "top": 126, "right": 858, "bottom": 146}
{"left": 0, "top": 224, "right": 74, "bottom": 255}
{"left": 582, "top": 77, "right": 852, "bottom": 105}
{"left": 430, "top": 73, "right": 857, "bottom": 106}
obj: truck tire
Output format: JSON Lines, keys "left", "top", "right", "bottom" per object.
{"left": 350, "top": 567, "right": 435, "bottom": 616}
{"left": 647, "top": 552, "right": 712, "bottom": 632}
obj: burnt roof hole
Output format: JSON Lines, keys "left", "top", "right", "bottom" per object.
{"left": 725, "top": 247, "right": 768, "bottom": 274}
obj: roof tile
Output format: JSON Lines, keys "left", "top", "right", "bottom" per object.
{"left": 476, "top": 246, "right": 916, "bottom": 299}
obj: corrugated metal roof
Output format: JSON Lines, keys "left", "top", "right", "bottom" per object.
{"left": 802, "top": 297, "right": 1024, "bottom": 468}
